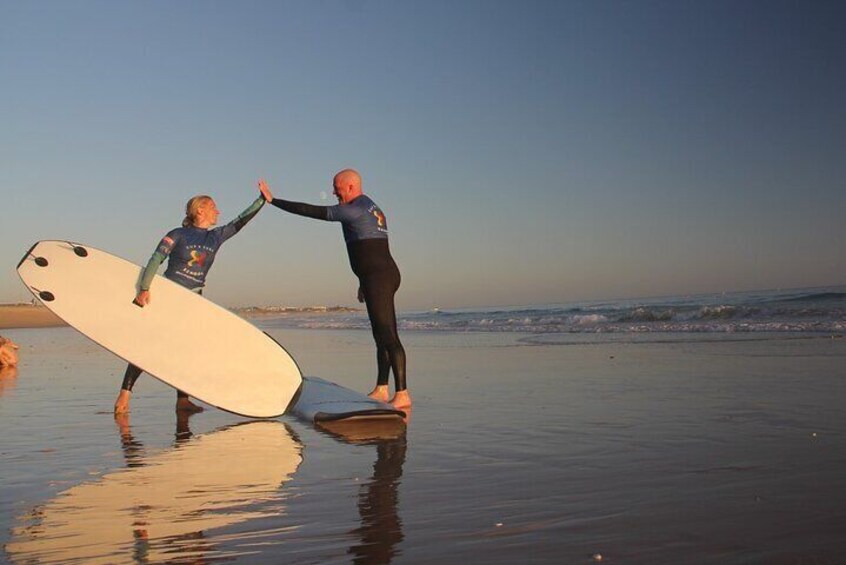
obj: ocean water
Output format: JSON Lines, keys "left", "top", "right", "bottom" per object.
{"left": 2, "top": 295, "right": 846, "bottom": 563}
{"left": 258, "top": 286, "right": 846, "bottom": 336}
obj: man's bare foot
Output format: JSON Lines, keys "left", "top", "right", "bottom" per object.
{"left": 401, "top": 406, "right": 412, "bottom": 424}
{"left": 176, "top": 397, "right": 204, "bottom": 413}
{"left": 114, "top": 389, "right": 131, "bottom": 414}
{"left": 368, "top": 385, "right": 389, "bottom": 402}
{"left": 390, "top": 390, "right": 412, "bottom": 410}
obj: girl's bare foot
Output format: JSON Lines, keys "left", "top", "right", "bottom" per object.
{"left": 368, "top": 385, "right": 389, "bottom": 402}
{"left": 114, "top": 411, "right": 130, "bottom": 434}
{"left": 114, "top": 389, "right": 131, "bottom": 413}
{"left": 176, "top": 397, "right": 204, "bottom": 413}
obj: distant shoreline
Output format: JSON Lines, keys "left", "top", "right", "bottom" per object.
{"left": 233, "top": 305, "right": 361, "bottom": 316}
{"left": 0, "top": 303, "right": 359, "bottom": 330}
{"left": 0, "top": 304, "right": 66, "bottom": 329}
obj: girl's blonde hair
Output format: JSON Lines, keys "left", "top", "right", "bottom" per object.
{"left": 183, "top": 195, "right": 213, "bottom": 227}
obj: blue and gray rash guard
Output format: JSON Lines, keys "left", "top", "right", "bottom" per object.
{"left": 138, "top": 196, "right": 265, "bottom": 291}
{"left": 326, "top": 195, "right": 389, "bottom": 243}
{"left": 270, "top": 194, "right": 397, "bottom": 278}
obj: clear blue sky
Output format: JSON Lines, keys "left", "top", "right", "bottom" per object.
{"left": 2, "top": 1, "right": 844, "bottom": 310}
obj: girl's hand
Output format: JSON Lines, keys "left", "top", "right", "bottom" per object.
{"left": 133, "top": 290, "right": 150, "bottom": 307}
{"left": 258, "top": 179, "right": 274, "bottom": 202}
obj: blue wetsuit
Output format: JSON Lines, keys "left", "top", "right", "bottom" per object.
{"left": 121, "top": 196, "right": 265, "bottom": 393}
{"left": 325, "top": 195, "right": 389, "bottom": 243}
{"left": 270, "top": 194, "right": 406, "bottom": 391}
{"left": 139, "top": 196, "right": 265, "bottom": 291}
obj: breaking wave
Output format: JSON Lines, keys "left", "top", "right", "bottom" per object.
{"left": 254, "top": 286, "right": 846, "bottom": 335}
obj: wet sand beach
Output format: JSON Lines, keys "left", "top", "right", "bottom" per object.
{"left": 2, "top": 326, "right": 845, "bottom": 564}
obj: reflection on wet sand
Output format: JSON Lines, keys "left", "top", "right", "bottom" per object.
{"left": 0, "top": 365, "right": 18, "bottom": 397}
{"left": 113, "top": 410, "right": 197, "bottom": 469}
{"left": 113, "top": 413, "right": 148, "bottom": 469}
{"left": 7, "top": 420, "right": 303, "bottom": 564}
{"left": 316, "top": 420, "right": 408, "bottom": 564}
{"left": 316, "top": 417, "right": 407, "bottom": 444}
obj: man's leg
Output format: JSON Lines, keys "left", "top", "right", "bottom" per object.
{"left": 368, "top": 346, "right": 391, "bottom": 401}
{"left": 363, "top": 272, "right": 410, "bottom": 409}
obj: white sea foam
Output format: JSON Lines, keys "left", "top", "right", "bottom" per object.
{"left": 252, "top": 285, "right": 846, "bottom": 335}
{"left": 573, "top": 314, "right": 608, "bottom": 325}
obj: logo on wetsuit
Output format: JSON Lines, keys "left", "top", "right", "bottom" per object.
{"left": 158, "top": 236, "right": 176, "bottom": 254}
{"left": 178, "top": 244, "right": 216, "bottom": 284}
{"left": 372, "top": 210, "right": 385, "bottom": 227}
{"left": 188, "top": 250, "right": 207, "bottom": 267}
{"left": 369, "top": 206, "right": 388, "bottom": 234}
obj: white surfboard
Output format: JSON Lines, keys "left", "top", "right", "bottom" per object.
{"left": 17, "top": 240, "right": 303, "bottom": 417}
{"left": 7, "top": 421, "right": 302, "bottom": 564}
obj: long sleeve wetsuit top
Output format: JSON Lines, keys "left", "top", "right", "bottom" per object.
{"left": 138, "top": 196, "right": 265, "bottom": 291}
{"left": 269, "top": 194, "right": 397, "bottom": 278}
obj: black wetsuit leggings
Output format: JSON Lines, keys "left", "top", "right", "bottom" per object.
{"left": 361, "top": 267, "right": 406, "bottom": 391}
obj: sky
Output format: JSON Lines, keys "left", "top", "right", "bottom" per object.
{"left": 1, "top": 0, "right": 844, "bottom": 311}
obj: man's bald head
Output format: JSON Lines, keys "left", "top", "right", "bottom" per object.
{"left": 332, "top": 168, "right": 363, "bottom": 204}
{"left": 334, "top": 169, "right": 361, "bottom": 190}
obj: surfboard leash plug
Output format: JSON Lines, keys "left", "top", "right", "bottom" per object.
{"left": 66, "top": 242, "right": 89, "bottom": 257}
{"left": 30, "top": 287, "right": 55, "bottom": 302}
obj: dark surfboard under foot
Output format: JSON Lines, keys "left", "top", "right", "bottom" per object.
{"left": 289, "top": 377, "right": 406, "bottom": 423}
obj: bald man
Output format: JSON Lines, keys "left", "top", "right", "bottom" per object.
{"left": 260, "top": 170, "right": 410, "bottom": 410}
